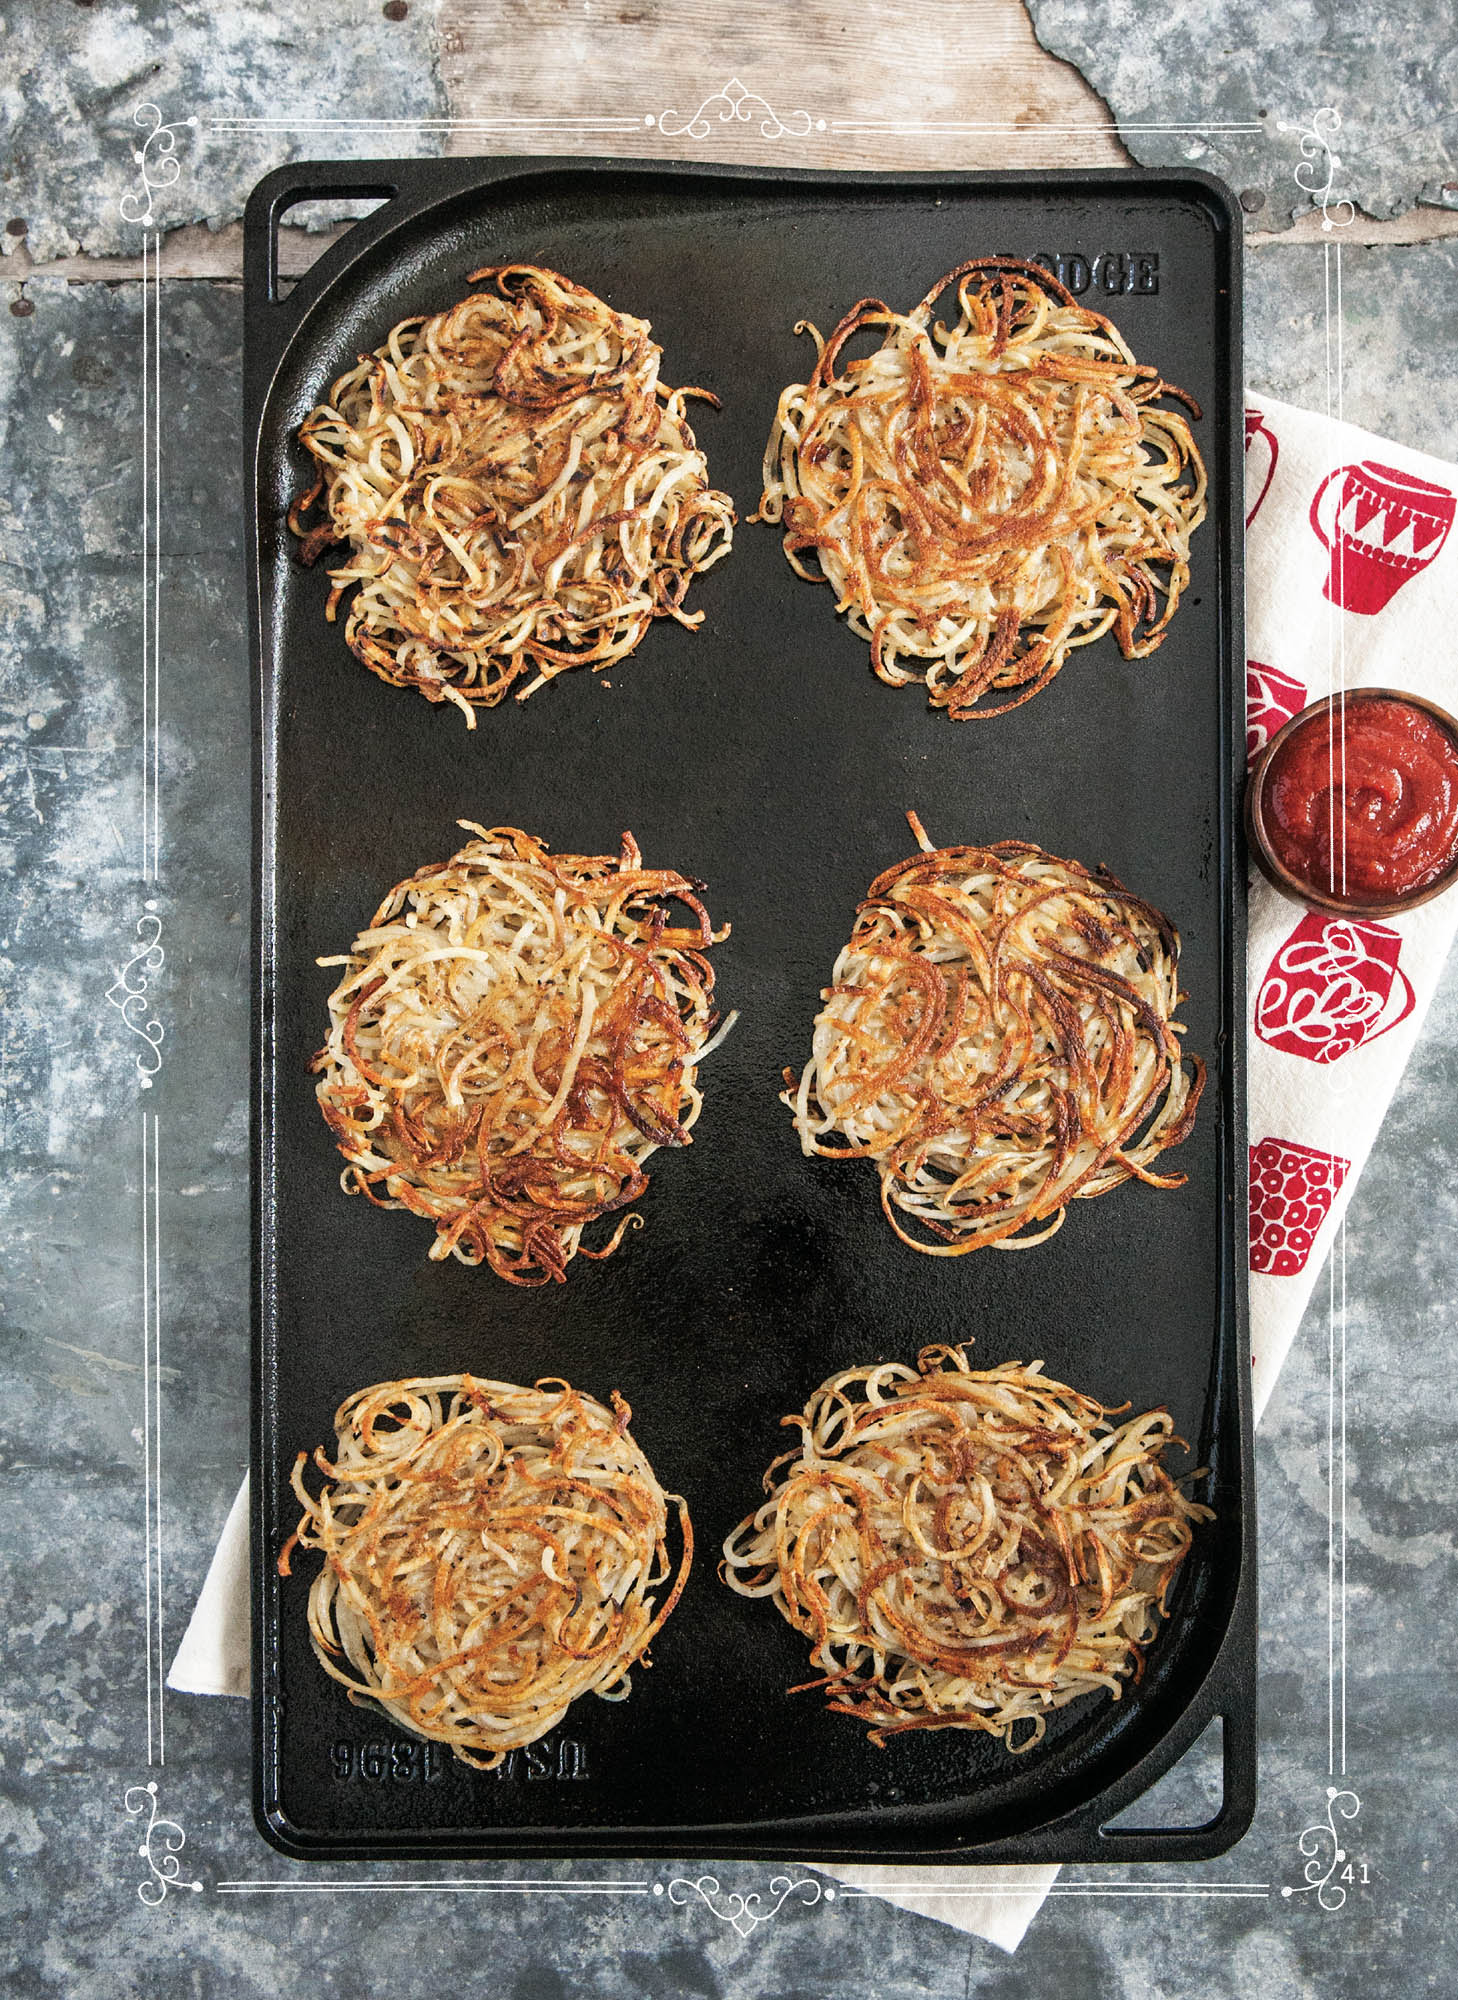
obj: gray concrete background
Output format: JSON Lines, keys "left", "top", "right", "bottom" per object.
{"left": 1027, "top": 0, "right": 1458, "bottom": 225}
{"left": 4, "top": 6, "right": 1457, "bottom": 1995}
{"left": 1, "top": 0, "right": 447, "bottom": 262}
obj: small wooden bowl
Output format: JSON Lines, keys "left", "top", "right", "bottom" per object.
{"left": 1246, "top": 687, "right": 1458, "bottom": 918}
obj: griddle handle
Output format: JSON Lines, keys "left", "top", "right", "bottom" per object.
{"left": 1094, "top": 1709, "right": 1255, "bottom": 1855}
{"left": 249, "top": 170, "right": 402, "bottom": 307}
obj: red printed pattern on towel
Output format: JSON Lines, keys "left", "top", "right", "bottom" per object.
{"left": 1249, "top": 1138, "right": 1350, "bottom": 1276}
{"left": 1255, "top": 912, "right": 1416, "bottom": 1064}
{"left": 1310, "top": 461, "right": 1454, "bottom": 614}
{"left": 1246, "top": 660, "right": 1306, "bottom": 766}
{"left": 1245, "top": 409, "right": 1279, "bottom": 527}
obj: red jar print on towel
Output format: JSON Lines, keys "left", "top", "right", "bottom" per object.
{"left": 1246, "top": 660, "right": 1306, "bottom": 766}
{"left": 1310, "top": 461, "right": 1455, "bottom": 614}
{"left": 1244, "top": 409, "right": 1279, "bottom": 526}
{"left": 1249, "top": 1138, "right": 1350, "bottom": 1276}
{"left": 1255, "top": 911, "right": 1416, "bottom": 1064}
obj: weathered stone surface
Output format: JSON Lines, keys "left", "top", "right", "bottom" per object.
{"left": 0, "top": 1, "right": 447, "bottom": 264}
{"left": 1026, "top": 0, "right": 1458, "bottom": 229}
{"left": 2, "top": 236, "right": 1455, "bottom": 1996}
{"left": 1247, "top": 239, "right": 1458, "bottom": 453}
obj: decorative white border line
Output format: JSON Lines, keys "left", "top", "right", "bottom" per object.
{"left": 206, "top": 1873, "right": 1275, "bottom": 1908}
{"left": 114, "top": 81, "right": 1364, "bottom": 1922}
{"left": 1312, "top": 118, "right": 1353, "bottom": 1790}
{"left": 849, "top": 1883, "right": 1273, "bottom": 1899}
{"left": 140, "top": 1111, "right": 165, "bottom": 1764}
{"left": 117, "top": 117, "right": 173, "bottom": 1807}
{"left": 204, "top": 117, "right": 648, "bottom": 132}
{"left": 204, "top": 99, "right": 1268, "bottom": 136}
{"left": 140, "top": 222, "right": 161, "bottom": 885}
{"left": 822, "top": 123, "right": 1267, "bottom": 135}
{"left": 1331, "top": 233, "right": 1349, "bottom": 1786}
{"left": 217, "top": 1877, "right": 654, "bottom": 1896}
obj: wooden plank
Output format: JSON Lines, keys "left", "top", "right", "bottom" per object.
{"left": 438, "top": 0, "right": 1129, "bottom": 171}
{"left": 1244, "top": 205, "right": 1458, "bottom": 247}
{"left": 6, "top": 220, "right": 350, "bottom": 286}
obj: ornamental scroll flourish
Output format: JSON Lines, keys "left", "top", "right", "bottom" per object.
{"left": 653, "top": 78, "right": 817, "bottom": 141}
{"left": 124, "top": 1783, "right": 203, "bottom": 1905}
{"left": 118, "top": 104, "right": 197, "bottom": 226}
{"left": 664, "top": 1873, "right": 825, "bottom": 1936}
{"left": 1281, "top": 1788, "right": 1363, "bottom": 1909}
{"left": 106, "top": 906, "right": 165, "bottom": 1088}
{"left": 1278, "top": 108, "right": 1355, "bottom": 231}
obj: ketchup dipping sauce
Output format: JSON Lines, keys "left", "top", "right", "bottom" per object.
{"left": 1260, "top": 693, "right": 1458, "bottom": 902}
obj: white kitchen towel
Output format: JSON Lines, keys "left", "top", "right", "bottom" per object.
{"left": 170, "top": 1474, "right": 251, "bottom": 1697}
{"left": 171, "top": 392, "right": 1458, "bottom": 1952}
{"left": 1242, "top": 393, "right": 1458, "bottom": 1418}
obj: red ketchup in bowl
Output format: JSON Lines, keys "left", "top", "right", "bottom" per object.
{"left": 1264, "top": 696, "right": 1458, "bottom": 898}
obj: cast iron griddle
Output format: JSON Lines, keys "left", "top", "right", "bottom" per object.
{"left": 245, "top": 159, "right": 1253, "bottom": 1863}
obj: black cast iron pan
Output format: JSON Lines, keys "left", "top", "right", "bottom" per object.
{"left": 245, "top": 157, "right": 1253, "bottom": 1862}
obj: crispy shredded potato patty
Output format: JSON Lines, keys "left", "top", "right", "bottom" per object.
{"left": 755, "top": 257, "right": 1206, "bottom": 718}
{"left": 290, "top": 264, "right": 735, "bottom": 720}
{"left": 312, "top": 823, "right": 733, "bottom": 1284}
{"left": 281, "top": 1373, "right": 691, "bottom": 1767}
{"left": 785, "top": 817, "right": 1204, "bottom": 1253}
{"left": 723, "top": 1344, "right": 1210, "bottom": 1751}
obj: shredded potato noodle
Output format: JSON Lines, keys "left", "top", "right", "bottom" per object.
{"left": 723, "top": 1344, "right": 1210, "bottom": 1751}
{"left": 281, "top": 1373, "right": 692, "bottom": 1768}
{"left": 755, "top": 256, "right": 1207, "bottom": 718}
{"left": 290, "top": 264, "right": 735, "bottom": 721}
{"left": 785, "top": 814, "right": 1203, "bottom": 1252}
{"left": 312, "top": 822, "right": 734, "bottom": 1284}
